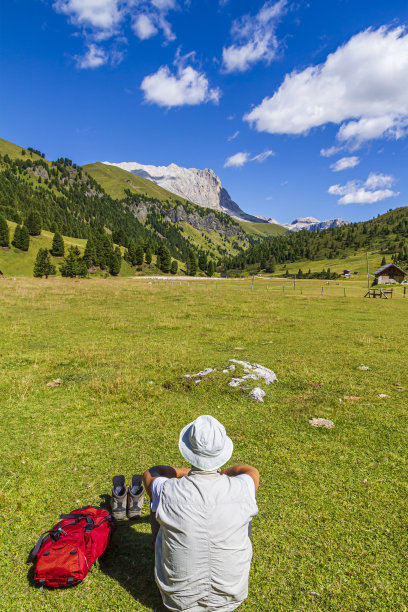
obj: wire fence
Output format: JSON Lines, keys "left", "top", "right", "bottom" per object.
{"left": 132, "top": 276, "right": 408, "bottom": 301}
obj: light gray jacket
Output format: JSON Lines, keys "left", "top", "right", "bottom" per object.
{"left": 155, "top": 470, "right": 258, "bottom": 611}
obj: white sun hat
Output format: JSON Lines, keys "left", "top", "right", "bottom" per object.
{"left": 179, "top": 415, "right": 233, "bottom": 471}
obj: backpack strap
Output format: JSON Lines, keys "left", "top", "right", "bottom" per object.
{"left": 59, "top": 514, "right": 94, "bottom": 531}
{"left": 28, "top": 531, "right": 52, "bottom": 562}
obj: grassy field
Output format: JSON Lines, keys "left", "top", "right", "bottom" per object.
{"left": 0, "top": 137, "right": 48, "bottom": 163}
{"left": 0, "top": 277, "right": 407, "bottom": 611}
{"left": 276, "top": 251, "right": 398, "bottom": 279}
{"left": 0, "top": 221, "right": 145, "bottom": 278}
{"left": 237, "top": 219, "right": 288, "bottom": 238}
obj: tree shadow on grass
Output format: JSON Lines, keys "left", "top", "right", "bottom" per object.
{"left": 98, "top": 494, "right": 166, "bottom": 612}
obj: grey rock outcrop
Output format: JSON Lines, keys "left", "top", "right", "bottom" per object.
{"left": 28, "top": 166, "right": 49, "bottom": 180}
{"left": 127, "top": 200, "right": 246, "bottom": 239}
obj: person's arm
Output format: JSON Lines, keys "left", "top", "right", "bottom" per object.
{"left": 143, "top": 465, "right": 190, "bottom": 500}
{"left": 220, "top": 464, "right": 260, "bottom": 494}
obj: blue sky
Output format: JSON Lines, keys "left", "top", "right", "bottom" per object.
{"left": 1, "top": 0, "right": 408, "bottom": 223}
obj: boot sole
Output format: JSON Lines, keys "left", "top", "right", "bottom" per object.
{"left": 112, "top": 511, "right": 127, "bottom": 520}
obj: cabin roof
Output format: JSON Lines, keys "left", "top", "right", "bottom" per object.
{"left": 373, "top": 263, "right": 407, "bottom": 276}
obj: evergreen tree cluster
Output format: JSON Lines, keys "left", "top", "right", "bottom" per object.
{"left": 83, "top": 233, "right": 122, "bottom": 275}
{"left": 60, "top": 246, "right": 89, "bottom": 278}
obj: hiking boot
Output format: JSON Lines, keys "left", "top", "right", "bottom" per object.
{"left": 127, "top": 475, "right": 144, "bottom": 519}
{"left": 111, "top": 475, "right": 127, "bottom": 520}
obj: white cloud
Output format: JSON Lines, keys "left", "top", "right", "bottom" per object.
{"left": 53, "top": 0, "right": 179, "bottom": 67}
{"left": 224, "top": 149, "right": 275, "bottom": 167}
{"left": 75, "top": 43, "right": 108, "bottom": 68}
{"left": 245, "top": 26, "right": 408, "bottom": 149}
{"left": 141, "top": 63, "right": 220, "bottom": 107}
{"left": 132, "top": 14, "right": 158, "bottom": 39}
{"left": 251, "top": 149, "right": 275, "bottom": 162}
{"left": 364, "top": 172, "right": 394, "bottom": 189}
{"left": 222, "top": 0, "right": 286, "bottom": 73}
{"left": 224, "top": 152, "right": 250, "bottom": 167}
{"left": 328, "top": 172, "right": 399, "bottom": 204}
{"left": 54, "top": 0, "right": 123, "bottom": 31}
{"left": 330, "top": 156, "right": 360, "bottom": 172}
{"left": 227, "top": 130, "right": 239, "bottom": 141}
{"left": 151, "top": 0, "right": 177, "bottom": 9}
{"left": 320, "top": 145, "right": 341, "bottom": 158}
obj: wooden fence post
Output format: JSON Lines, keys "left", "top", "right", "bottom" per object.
{"left": 344, "top": 287, "right": 346, "bottom": 297}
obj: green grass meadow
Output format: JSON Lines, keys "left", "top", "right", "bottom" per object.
{"left": 0, "top": 277, "right": 407, "bottom": 611}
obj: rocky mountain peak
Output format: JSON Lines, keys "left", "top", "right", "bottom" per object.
{"left": 103, "top": 160, "right": 262, "bottom": 223}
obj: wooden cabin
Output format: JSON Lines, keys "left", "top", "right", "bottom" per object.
{"left": 373, "top": 263, "right": 407, "bottom": 285}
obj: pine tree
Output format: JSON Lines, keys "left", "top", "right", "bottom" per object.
{"left": 12, "top": 225, "right": 22, "bottom": 248}
{"left": 186, "top": 250, "right": 197, "bottom": 276}
{"left": 109, "top": 253, "right": 121, "bottom": 276}
{"left": 159, "top": 245, "right": 171, "bottom": 273}
{"left": 171, "top": 260, "right": 178, "bottom": 275}
{"left": 51, "top": 231, "right": 65, "bottom": 257}
{"left": 198, "top": 252, "right": 207, "bottom": 271}
{"left": 135, "top": 244, "right": 144, "bottom": 266}
{"left": 156, "top": 252, "right": 161, "bottom": 269}
{"left": 207, "top": 260, "right": 214, "bottom": 277}
{"left": 19, "top": 225, "right": 30, "bottom": 251}
{"left": 98, "top": 234, "right": 114, "bottom": 270}
{"left": 110, "top": 247, "right": 122, "bottom": 275}
{"left": 145, "top": 247, "right": 152, "bottom": 265}
{"left": 83, "top": 236, "right": 97, "bottom": 268}
{"left": 381, "top": 256, "right": 386, "bottom": 266}
{"left": 26, "top": 211, "right": 42, "bottom": 236}
{"left": 127, "top": 242, "right": 137, "bottom": 266}
{"left": 33, "top": 248, "right": 56, "bottom": 278}
{"left": 0, "top": 216, "right": 10, "bottom": 247}
{"left": 60, "top": 246, "right": 83, "bottom": 277}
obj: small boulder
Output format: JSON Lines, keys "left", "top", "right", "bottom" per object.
{"left": 46, "top": 378, "right": 62, "bottom": 387}
{"left": 249, "top": 387, "right": 265, "bottom": 402}
{"left": 309, "top": 418, "right": 334, "bottom": 429}
{"left": 358, "top": 365, "right": 370, "bottom": 371}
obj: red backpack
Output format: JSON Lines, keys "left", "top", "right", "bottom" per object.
{"left": 29, "top": 506, "right": 115, "bottom": 588}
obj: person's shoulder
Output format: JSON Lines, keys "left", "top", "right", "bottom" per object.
{"left": 227, "top": 473, "right": 257, "bottom": 500}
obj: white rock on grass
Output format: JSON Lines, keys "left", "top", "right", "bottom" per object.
{"left": 358, "top": 365, "right": 370, "bottom": 371}
{"left": 230, "top": 360, "right": 278, "bottom": 384}
{"left": 249, "top": 387, "right": 265, "bottom": 402}
{"left": 378, "top": 393, "right": 389, "bottom": 398}
{"left": 309, "top": 418, "right": 335, "bottom": 429}
{"left": 184, "top": 368, "right": 216, "bottom": 378}
{"left": 229, "top": 378, "right": 243, "bottom": 388}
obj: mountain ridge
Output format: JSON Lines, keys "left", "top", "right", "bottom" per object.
{"left": 104, "top": 160, "right": 348, "bottom": 232}
{"left": 103, "top": 160, "right": 267, "bottom": 224}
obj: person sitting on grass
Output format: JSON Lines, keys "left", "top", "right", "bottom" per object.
{"left": 143, "top": 414, "right": 259, "bottom": 612}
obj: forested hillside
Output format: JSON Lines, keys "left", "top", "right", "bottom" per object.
{"left": 226, "top": 207, "right": 408, "bottom": 274}
{"left": 0, "top": 139, "right": 250, "bottom": 271}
